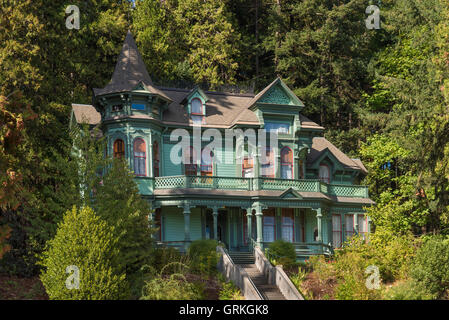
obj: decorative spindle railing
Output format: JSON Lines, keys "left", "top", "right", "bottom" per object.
{"left": 135, "top": 175, "right": 370, "bottom": 198}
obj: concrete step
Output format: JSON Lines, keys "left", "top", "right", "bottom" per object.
{"left": 238, "top": 263, "right": 287, "bottom": 300}
{"left": 229, "top": 252, "right": 255, "bottom": 265}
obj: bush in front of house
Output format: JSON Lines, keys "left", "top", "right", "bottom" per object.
{"left": 268, "top": 240, "right": 296, "bottom": 268}
{"left": 410, "top": 235, "right": 449, "bottom": 298}
{"left": 187, "top": 239, "right": 219, "bottom": 276}
{"left": 39, "top": 206, "right": 128, "bottom": 299}
{"left": 383, "top": 280, "right": 434, "bottom": 300}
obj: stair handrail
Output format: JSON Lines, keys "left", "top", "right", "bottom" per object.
{"left": 218, "top": 246, "right": 264, "bottom": 300}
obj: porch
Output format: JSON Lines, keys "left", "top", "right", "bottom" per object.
{"left": 136, "top": 175, "right": 370, "bottom": 198}
{"left": 152, "top": 204, "right": 341, "bottom": 260}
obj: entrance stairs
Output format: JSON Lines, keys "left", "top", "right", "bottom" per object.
{"left": 228, "top": 251, "right": 286, "bottom": 300}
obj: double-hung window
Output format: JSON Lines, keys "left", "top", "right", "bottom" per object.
{"left": 281, "top": 209, "right": 294, "bottom": 242}
{"left": 263, "top": 209, "right": 276, "bottom": 242}
{"left": 332, "top": 215, "right": 342, "bottom": 248}
{"left": 281, "top": 147, "right": 293, "bottom": 179}
{"left": 133, "top": 138, "right": 146, "bottom": 176}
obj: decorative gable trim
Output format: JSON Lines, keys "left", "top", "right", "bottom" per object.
{"left": 279, "top": 188, "right": 303, "bottom": 199}
{"left": 181, "top": 86, "right": 209, "bottom": 105}
{"left": 249, "top": 78, "right": 304, "bottom": 109}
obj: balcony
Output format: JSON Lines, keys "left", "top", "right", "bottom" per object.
{"left": 135, "top": 175, "right": 369, "bottom": 199}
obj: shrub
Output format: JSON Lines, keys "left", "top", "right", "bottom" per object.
{"left": 218, "top": 274, "right": 244, "bottom": 300}
{"left": 140, "top": 274, "right": 204, "bottom": 300}
{"left": 267, "top": 240, "right": 296, "bottom": 268}
{"left": 150, "top": 246, "right": 185, "bottom": 272}
{"left": 140, "top": 262, "right": 203, "bottom": 300}
{"left": 383, "top": 280, "right": 435, "bottom": 300}
{"left": 187, "top": 239, "right": 219, "bottom": 276}
{"left": 410, "top": 235, "right": 449, "bottom": 298}
{"left": 39, "top": 206, "right": 127, "bottom": 300}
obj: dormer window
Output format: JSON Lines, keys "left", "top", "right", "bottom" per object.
{"left": 191, "top": 98, "right": 203, "bottom": 115}
{"left": 182, "top": 88, "right": 208, "bottom": 125}
{"left": 319, "top": 164, "right": 330, "bottom": 184}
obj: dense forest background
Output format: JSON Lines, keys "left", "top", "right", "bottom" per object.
{"left": 1, "top": 0, "right": 449, "bottom": 276}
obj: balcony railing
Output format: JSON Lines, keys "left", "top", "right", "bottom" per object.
{"left": 135, "top": 175, "right": 370, "bottom": 198}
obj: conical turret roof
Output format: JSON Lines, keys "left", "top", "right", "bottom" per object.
{"left": 93, "top": 31, "right": 153, "bottom": 97}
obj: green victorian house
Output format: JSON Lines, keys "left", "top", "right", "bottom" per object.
{"left": 71, "top": 31, "right": 374, "bottom": 259}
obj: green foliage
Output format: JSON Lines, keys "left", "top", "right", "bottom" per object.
{"left": 267, "top": 240, "right": 296, "bottom": 268}
{"left": 94, "top": 157, "right": 155, "bottom": 276}
{"left": 187, "top": 239, "right": 219, "bottom": 276}
{"left": 140, "top": 262, "right": 204, "bottom": 300}
{"left": 308, "top": 232, "right": 418, "bottom": 300}
{"left": 383, "top": 280, "right": 435, "bottom": 300}
{"left": 39, "top": 206, "right": 127, "bottom": 300}
{"left": 218, "top": 280, "right": 244, "bottom": 300}
{"left": 410, "top": 236, "right": 449, "bottom": 298}
{"left": 134, "top": 0, "right": 241, "bottom": 88}
{"left": 150, "top": 247, "right": 185, "bottom": 273}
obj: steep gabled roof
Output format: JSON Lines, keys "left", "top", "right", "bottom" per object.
{"left": 71, "top": 104, "right": 101, "bottom": 125}
{"left": 93, "top": 31, "right": 153, "bottom": 97}
{"left": 307, "top": 137, "right": 365, "bottom": 172}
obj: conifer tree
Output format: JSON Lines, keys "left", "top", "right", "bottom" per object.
{"left": 40, "top": 206, "right": 128, "bottom": 300}
{"left": 94, "top": 158, "right": 155, "bottom": 276}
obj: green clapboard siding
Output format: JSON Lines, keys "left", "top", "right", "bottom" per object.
{"left": 190, "top": 208, "right": 202, "bottom": 241}
{"left": 163, "top": 142, "right": 182, "bottom": 176}
{"left": 215, "top": 147, "right": 236, "bottom": 177}
{"left": 162, "top": 207, "right": 202, "bottom": 241}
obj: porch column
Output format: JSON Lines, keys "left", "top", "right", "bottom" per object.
{"left": 183, "top": 205, "right": 191, "bottom": 251}
{"left": 316, "top": 208, "right": 323, "bottom": 243}
{"left": 148, "top": 132, "right": 154, "bottom": 178}
{"left": 212, "top": 206, "right": 218, "bottom": 241}
{"left": 246, "top": 208, "right": 253, "bottom": 244}
{"left": 254, "top": 203, "right": 263, "bottom": 246}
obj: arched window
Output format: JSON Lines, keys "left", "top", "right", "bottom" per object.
{"left": 113, "top": 139, "right": 125, "bottom": 158}
{"left": 319, "top": 164, "right": 330, "bottom": 184}
{"left": 153, "top": 141, "right": 160, "bottom": 177}
{"left": 191, "top": 98, "right": 203, "bottom": 114}
{"left": 184, "top": 146, "right": 197, "bottom": 176}
{"left": 280, "top": 147, "right": 293, "bottom": 179}
{"left": 133, "top": 138, "right": 146, "bottom": 176}
{"left": 201, "top": 147, "right": 213, "bottom": 176}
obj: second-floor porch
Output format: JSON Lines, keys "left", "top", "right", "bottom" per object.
{"left": 135, "top": 175, "right": 370, "bottom": 199}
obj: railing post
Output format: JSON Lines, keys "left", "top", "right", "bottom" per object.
{"left": 183, "top": 205, "right": 191, "bottom": 251}
{"left": 212, "top": 206, "right": 218, "bottom": 240}
{"left": 246, "top": 208, "right": 253, "bottom": 245}
{"left": 212, "top": 176, "right": 218, "bottom": 189}
{"left": 315, "top": 208, "right": 323, "bottom": 252}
